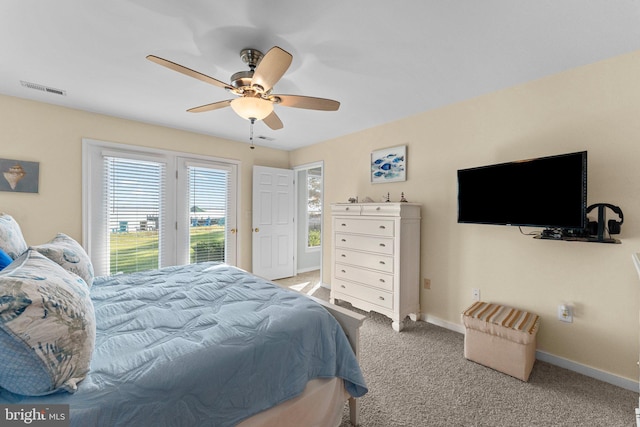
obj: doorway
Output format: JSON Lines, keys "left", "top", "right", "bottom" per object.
{"left": 294, "top": 162, "right": 323, "bottom": 285}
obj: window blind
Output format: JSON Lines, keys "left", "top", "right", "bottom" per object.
{"left": 187, "top": 165, "right": 229, "bottom": 264}
{"left": 307, "top": 170, "right": 322, "bottom": 248}
{"left": 104, "top": 156, "right": 165, "bottom": 275}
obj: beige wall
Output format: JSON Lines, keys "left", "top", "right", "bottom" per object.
{"left": 290, "top": 51, "right": 640, "bottom": 382}
{"left": 0, "top": 95, "right": 289, "bottom": 270}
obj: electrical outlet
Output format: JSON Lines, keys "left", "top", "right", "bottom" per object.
{"left": 472, "top": 288, "right": 480, "bottom": 301}
{"left": 558, "top": 304, "right": 573, "bottom": 323}
{"left": 423, "top": 278, "right": 431, "bottom": 289}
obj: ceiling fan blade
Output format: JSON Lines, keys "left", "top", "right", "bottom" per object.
{"left": 252, "top": 47, "right": 292, "bottom": 93}
{"left": 187, "top": 100, "right": 232, "bottom": 113}
{"left": 263, "top": 111, "right": 284, "bottom": 130}
{"left": 273, "top": 94, "right": 340, "bottom": 111}
{"left": 146, "top": 55, "right": 231, "bottom": 90}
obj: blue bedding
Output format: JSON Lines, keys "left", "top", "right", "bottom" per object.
{"left": 0, "top": 262, "right": 367, "bottom": 426}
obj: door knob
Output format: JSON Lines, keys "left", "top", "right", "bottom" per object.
{"left": 253, "top": 228, "right": 259, "bottom": 232}
{"left": 230, "top": 228, "right": 237, "bottom": 234}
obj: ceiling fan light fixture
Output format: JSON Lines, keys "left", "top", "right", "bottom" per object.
{"left": 231, "top": 97, "right": 273, "bottom": 120}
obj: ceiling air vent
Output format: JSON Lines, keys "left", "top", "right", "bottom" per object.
{"left": 257, "top": 135, "right": 275, "bottom": 141}
{"left": 20, "top": 80, "right": 67, "bottom": 96}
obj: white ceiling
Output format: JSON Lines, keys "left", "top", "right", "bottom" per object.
{"left": 1, "top": 1, "right": 639, "bottom": 151}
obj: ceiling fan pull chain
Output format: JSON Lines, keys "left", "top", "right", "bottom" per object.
{"left": 249, "top": 118, "right": 256, "bottom": 150}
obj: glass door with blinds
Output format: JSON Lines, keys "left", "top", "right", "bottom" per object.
{"left": 83, "top": 139, "right": 239, "bottom": 277}
{"left": 105, "top": 156, "right": 165, "bottom": 275}
{"left": 176, "top": 159, "right": 237, "bottom": 266}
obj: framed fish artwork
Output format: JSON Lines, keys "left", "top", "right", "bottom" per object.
{"left": 0, "top": 158, "right": 39, "bottom": 193}
{"left": 370, "top": 145, "right": 406, "bottom": 183}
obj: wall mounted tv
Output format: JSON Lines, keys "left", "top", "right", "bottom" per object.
{"left": 457, "top": 151, "right": 587, "bottom": 229}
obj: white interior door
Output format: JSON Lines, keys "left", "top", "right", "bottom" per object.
{"left": 252, "top": 166, "right": 295, "bottom": 280}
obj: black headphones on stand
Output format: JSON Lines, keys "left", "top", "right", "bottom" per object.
{"left": 586, "top": 203, "right": 624, "bottom": 240}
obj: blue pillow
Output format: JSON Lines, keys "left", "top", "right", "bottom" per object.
{"left": 0, "top": 248, "right": 12, "bottom": 270}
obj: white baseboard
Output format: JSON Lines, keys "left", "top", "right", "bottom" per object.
{"left": 423, "top": 313, "right": 466, "bottom": 334}
{"left": 421, "top": 314, "right": 638, "bottom": 392}
{"left": 535, "top": 351, "right": 638, "bottom": 392}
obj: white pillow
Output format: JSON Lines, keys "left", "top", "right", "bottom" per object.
{"left": 0, "top": 213, "right": 28, "bottom": 259}
{"left": 31, "top": 233, "right": 95, "bottom": 287}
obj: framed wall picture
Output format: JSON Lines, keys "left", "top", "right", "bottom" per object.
{"left": 371, "top": 145, "right": 406, "bottom": 183}
{"left": 0, "top": 158, "right": 39, "bottom": 193}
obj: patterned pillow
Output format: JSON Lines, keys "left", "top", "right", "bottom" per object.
{"left": 0, "top": 213, "right": 28, "bottom": 259}
{"left": 31, "top": 233, "right": 95, "bottom": 287}
{"left": 0, "top": 250, "right": 96, "bottom": 396}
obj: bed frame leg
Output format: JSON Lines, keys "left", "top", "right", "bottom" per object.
{"left": 349, "top": 397, "right": 360, "bottom": 426}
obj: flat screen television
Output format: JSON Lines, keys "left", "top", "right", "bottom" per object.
{"left": 457, "top": 151, "right": 587, "bottom": 229}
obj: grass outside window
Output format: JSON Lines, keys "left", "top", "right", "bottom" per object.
{"left": 110, "top": 225, "right": 225, "bottom": 275}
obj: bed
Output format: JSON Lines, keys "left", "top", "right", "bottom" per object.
{"left": 0, "top": 214, "right": 367, "bottom": 426}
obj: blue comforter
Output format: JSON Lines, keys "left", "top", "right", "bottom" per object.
{"left": 0, "top": 262, "right": 367, "bottom": 426}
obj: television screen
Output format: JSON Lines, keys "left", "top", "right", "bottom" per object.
{"left": 457, "top": 151, "right": 587, "bottom": 229}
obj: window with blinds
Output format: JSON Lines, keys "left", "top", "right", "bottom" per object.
{"left": 307, "top": 167, "right": 322, "bottom": 248}
{"left": 104, "top": 156, "right": 165, "bottom": 275}
{"left": 187, "top": 165, "right": 228, "bottom": 264}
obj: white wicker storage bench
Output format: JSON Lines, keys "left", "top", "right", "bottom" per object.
{"left": 462, "top": 301, "right": 540, "bottom": 381}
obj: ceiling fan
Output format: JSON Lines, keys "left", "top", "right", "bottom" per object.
{"left": 146, "top": 46, "right": 340, "bottom": 130}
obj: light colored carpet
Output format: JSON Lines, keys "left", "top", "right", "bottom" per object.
{"left": 276, "top": 272, "right": 638, "bottom": 427}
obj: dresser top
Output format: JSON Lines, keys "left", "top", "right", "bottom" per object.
{"left": 332, "top": 202, "right": 421, "bottom": 206}
{"left": 331, "top": 202, "right": 421, "bottom": 218}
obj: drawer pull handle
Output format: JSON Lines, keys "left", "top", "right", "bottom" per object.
{"left": 379, "top": 279, "right": 385, "bottom": 283}
{"left": 379, "top": 261, "right": 386, "bottom": 265}
{"left": 345, "top": 207, "right": 349, "bottom": 210}
{"left": 341, "top": 223, "right": 347, "bottom": 227}
{"left": 378, "top": 296, "right": 385, "bottom": 301}
{"left": 376, "top": 207, "right": 381, "bottom": 210}
{"left": 341, "top": 254, "right": 346, "bottom": 257}
{"left": 379, "top": 225, "right": 386, "bottom": 229}
{"left": 379, "top": 243, "right": 386, "bottom": 247}
{"left": 341, "top": 269, "right": 346, "bottom": 273}
{"left": 341, "top": 285, "right": 346, "bottom": 289}
{"left": 341, "top": 238, "right": 347, "bottom": 242}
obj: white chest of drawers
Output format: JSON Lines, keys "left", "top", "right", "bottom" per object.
{"left": 330, "top": 203, "right": 421, "bottom": 331}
